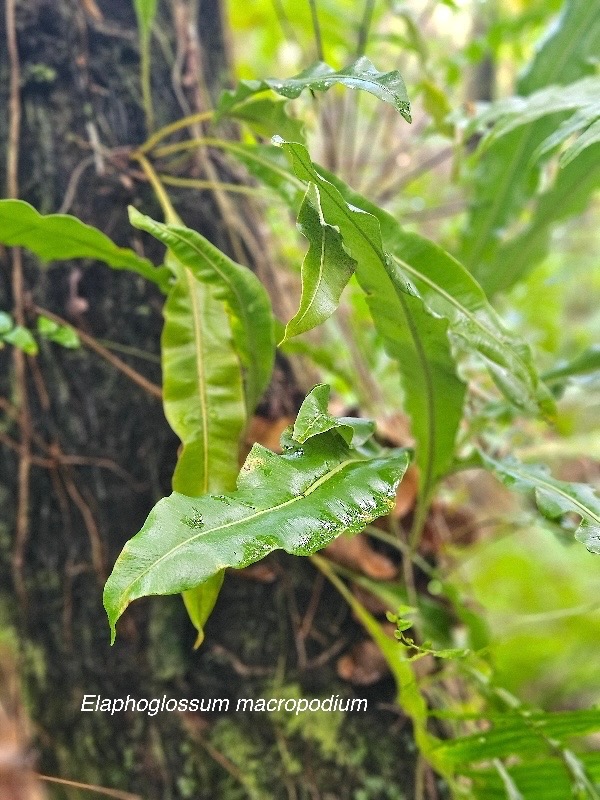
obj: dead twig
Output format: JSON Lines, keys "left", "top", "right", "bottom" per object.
{"left": 61, "top": 467, "right": 106, "bottom": 582}
{"left": 38, "top": 774, "right": 140, "bottom": 800}
{"left": 34, "top": 306, "right": 162, "bottom": 400}
{"left": 6, "top": 0, "right": 32, "bottom": 611}
{"left": 210, "top": 644, "right": 274, "bottom": 677}
{"left": 0, "top": 433, "right": 52, "bottom": 468}
{"left": 58, "top": 155, "right": 95, "bottom": 214}
{"left": 298, "top": 572, "right": 325, "bottom": 639}
{"left": 0, "top": 397, "right": 145, "bottom": 489}
{"left": 304, "top": 637, "right": 349, "bottom": 671}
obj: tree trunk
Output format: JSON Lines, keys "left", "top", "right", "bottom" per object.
{"left": 0, "top": 2, "right": 418, "bottom": 796}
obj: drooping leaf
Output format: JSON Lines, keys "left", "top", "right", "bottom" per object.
{"left": 159, "top": 252, "right": 247, "bottom": 643}
{"left": 0, "top": 199, "right": 169, "bottom": 289}
{"left": 278, "top": 140, "right": 466, "bottom": 498}
{"left": 104, "top": 386, "right": 410, "bottom": 641}
{"left": 218, "top": 57, "right": 412, "bottom": 122}
{"left": 128, "top": 202, "right": 253, "bottom": 645}
{"left": 459, "top": 0, "right": 600, "bottom": 293}
{"left": 312, "top": 173, "right": 553, "bottom": 408}
{"left": 282, "top": 184, "right": 356, "bottom": 343}
{"left": 36, "top": 315, "right": 80, "bottom": 349}
{"left": 160, "top": 265, "right": 246, "bottom": 497}
{"left": 129, "top": 208, "right": 275, "bottom": 412}
{"left": 478, "top": 453, "right": 600, "bottom": 553}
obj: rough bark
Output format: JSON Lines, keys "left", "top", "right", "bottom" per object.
{"left": 0, "top": 2, "right": 418, "bottom": 796}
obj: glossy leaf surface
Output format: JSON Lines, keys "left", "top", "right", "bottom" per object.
{"left": 104, "top": 386, "right": 410, "bottom": 641}
{"left": 160, "top": 264, "right": 245, "bottom": 496}
{"left": 0, "top": 199, "right": 168, "bottom": 289}
{"left": 282, "top": 184, "right": 356, "bottom": 342}
{"left": 351, "top": 199, "right": 549, "bottom": 413}
{"left": 182, "top": 571, "right": 224, "bottom": 649}
{"left": 150, "top": 210, "right": 250, "bottom": 644}
{"left": 130, "top": 208, "right": 275, "bottom": 412}
{"left": 247, "top": 144, "right": 548, "bottom": 414}
{"left": 316, "top": 164, "right": 552, "bottom": 414}
{"left": 292, "top": 383, "right": 375, "bottom": 446}
{"left": 218, "top": 57, "right": 412, "bottom": 122}
{"left": 279, "top": 140, "right": 465, "bottom": 498}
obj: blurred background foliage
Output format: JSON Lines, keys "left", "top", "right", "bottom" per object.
{"left": 224, "top": 0, "right": 600, "bottom": 714}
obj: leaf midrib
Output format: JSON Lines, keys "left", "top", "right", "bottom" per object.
{"left": 269, "top": 73, "right": 405, "bottom": 109}
{"left": 116, "top": 453, "right": 379, "bottom": 610}
{"left": 290, "top": 146, "right": 438, "bottom": 500}
{"left": 395, "top": 288, "right": 436, "bottom": 501}
{"left": 517, "top": 469, "right": 600, "bottom": 526}
{"left": 292, "top": 208, "right": 327, "bottom": 332}
{"left": 392, "top": 254, "right": 534, "bottom": 388}
{"left": 162, "top": 224, "right": 264, "bottom": 405}
{"left": 185, "top": 268, "right": 209, "bottom": 494}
